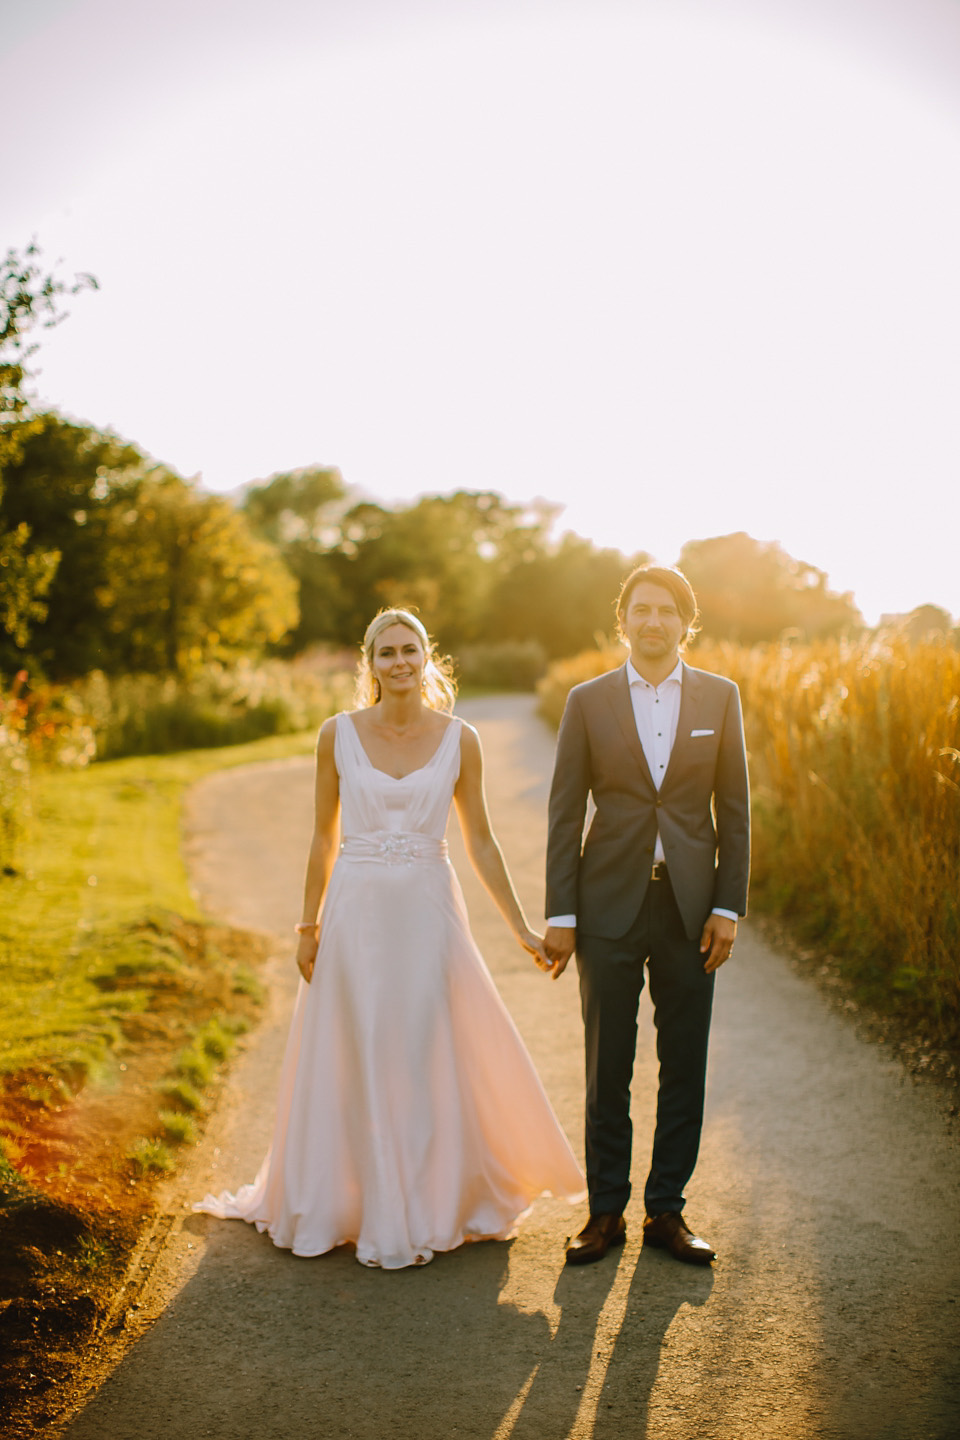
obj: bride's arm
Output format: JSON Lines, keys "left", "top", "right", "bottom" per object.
{"left": 295, "top": 717, "right": 341, "bottom": 983}
{"left": 453, "top": 724, "right": 551, "bottom": 972}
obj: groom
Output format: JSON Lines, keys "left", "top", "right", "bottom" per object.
{"left": 544, "top": 565, "right": 750, "bottom": 1266}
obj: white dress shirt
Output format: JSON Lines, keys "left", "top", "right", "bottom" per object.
{"left": 627, "top": 655, "right": 683, "bottom": 861}
{"left": 548, "top": 658, "right": 737, "bottom": 927}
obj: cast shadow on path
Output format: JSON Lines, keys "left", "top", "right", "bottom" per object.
{"left": 63, "top": 1217, "right": 552, "bottom": 1440}
{"left": 508, "top": 1245, "right": 713, "bottom": 1440}
{"left": 63, "top": 1212, "right": 714, "bottom": 1440}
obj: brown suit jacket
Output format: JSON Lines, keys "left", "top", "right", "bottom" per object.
{"left": 546, "top": 662, "right": 750, "bottom": 941}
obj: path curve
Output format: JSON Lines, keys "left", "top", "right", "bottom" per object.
{"left": 57, "top": 696, "right": 960, "bottom": 1440}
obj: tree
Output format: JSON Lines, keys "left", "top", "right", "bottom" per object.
{"left": 241, "top": 466, "right": 347, "bottom": 547}
{"left": 0, "top": 414, "right": 146, "bottom": 676}
{"left": 327, "top": 491, "right": 549, "bottom": 649}
{"left": 95, "top": 473, "right": 298, "bottom": 675}
{"left": 677, "top": 533, "right": 862, "bottom": 644}
{"left": 241, "top": 466, "right": 351, "bottom": 653}
{"left": 896, "top": 604, "right": 954, "bottom": 644}
{"left": 0, "top": 525, "right": 60, "bottom": 651}
{"left": 243, "top": 483, "right": 555, "bottom": 652}
{"left": 484, "top": 533, "right": 650, "bottom": 658}
{"left": 0, "top": 244, "right": 97, "bottom": 660}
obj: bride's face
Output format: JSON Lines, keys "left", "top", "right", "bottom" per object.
{"left": 371, "top": 623, "right": 426, "bottom": 697}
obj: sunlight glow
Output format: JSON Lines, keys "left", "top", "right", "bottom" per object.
{"left": 7, "top": 0, "right": 960, "bottom": 624}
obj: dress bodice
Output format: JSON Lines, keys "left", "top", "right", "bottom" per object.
{"left": 335, "top": 711, "right": 462, "bottom": 843}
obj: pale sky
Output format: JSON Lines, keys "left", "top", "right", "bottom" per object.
{"left": 5, "top": 0, "right": 960, "bottom": 624}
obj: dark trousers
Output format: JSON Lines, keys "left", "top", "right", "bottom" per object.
{"left": 576, "top": 872, "right": 715, "bottom": 1217}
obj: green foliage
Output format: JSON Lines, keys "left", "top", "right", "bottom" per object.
{"left": 1, "top": 418, "right": 300, "bottom": 679}
{"left": 243, "top": 481, "right": 568, "bottom": 653}
{"left": 0, "top": 522, "right": 60, "bottom": 648}
{"left": 538, "top": 637, "right": 960, "bottom": 1042}
{"left": 160, "top": 1078, "right": 204, "bottom": 1112}
{"left": 0, "top": 674, "right": 31, "bottom": 874}
{"left": 1, "top": 671, "right": 85, "bottom": 875}
{"left": 71, "top": 659, "right": 350, "bottom": 760}
{"left": 455, "top": 640, "right": 548, "bottom": 691}
{"left": 96, "top": 472, "right": 299, "bottom": 675}
{"left": 175, "top": 1044, "right": 215, "bottom": 1088}
{"left": 0, "top": 241, "right": 97, "bottom": 441}
{"left": 678, "top": 532, "right": 862, "bottom": 643}
{"left": 231, "top": 965, "right": 264, "bottom": 1003}
{"left": 158, "top": 1109, "right": 198, "bottom": 1145}
{"left": 536, "top": 639, "right": 627, "bottom": 728}
{"left": 1, "top": 669, "right": 97, "bottom": 873}
{"left": 483, "top": 533, "right": 647, "bottom": 659}
{"left": 196, "top": 1016, "right": 235, "bottom": 1061}
{"left": 241, "top": 465, "right": 346, "bottom": 547}
{"left": 127, "top": 1137, "right": 175, "bottom": 1174}
{"left": 0, "top": 413, "right": 146, "bottom": 675}
{"left": 1, "top": 245, "right": 97, "bottom": 655}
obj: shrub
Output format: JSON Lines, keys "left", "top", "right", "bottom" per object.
{"left": 455, "top": 640, "right": 548, "bottom": 692}
{"left": 72, "top": 659, "right": 353, "bottom": 761}
{"left": 0, "top": 670, "right": 96, "bottom": 872}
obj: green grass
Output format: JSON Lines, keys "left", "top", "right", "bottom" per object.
{"left": 160, "top": 1077, "right": 204, "bottom": 1112}
{"left": 127, "top": 1136, "right": 176, "bottom": 1174}
{"left": 0, "top": 730, "right": 316, "bottom": 1082}
{"left": 158, "top": 1109, "right": 198, "bottom": 1145}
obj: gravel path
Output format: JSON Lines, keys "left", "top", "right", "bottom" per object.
{"left": 56, "top": 696, "right": 960, "bottom": 1440}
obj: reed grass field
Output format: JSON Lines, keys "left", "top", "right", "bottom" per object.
{"left": 538, "top": 637, "right": 960, "bottom": 1045}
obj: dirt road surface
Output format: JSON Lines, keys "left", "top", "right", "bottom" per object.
{"left": 54, "top": 697, "right": 959, "bottom": 1440}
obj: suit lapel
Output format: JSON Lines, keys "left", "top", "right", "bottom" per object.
{"left": 605, "top": 665, "right": 656, "bottom": 788}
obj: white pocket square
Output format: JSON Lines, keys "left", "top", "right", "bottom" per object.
{"left": 690, "top": 728, "right": 715, "bottom": 737}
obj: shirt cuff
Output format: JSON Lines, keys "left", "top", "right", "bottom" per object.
{"left": 546, "top": 915, "right": 577, "bottom": 928}
{"left": 711, "top": 907, "right": 739, "bottom": 922}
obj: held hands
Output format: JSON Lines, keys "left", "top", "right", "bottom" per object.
{"left": 700, "top": 913, "right": 737, "bottom": 973}
{"left": 543, "top": 924, "right": 576, "bottom": 980}
{"left": 518, "top": 927, "right": 554, "bottom": 976}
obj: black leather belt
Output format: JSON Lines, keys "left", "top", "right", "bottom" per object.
{"left": 651, "top": 861, "right": 669, "bottom": 881}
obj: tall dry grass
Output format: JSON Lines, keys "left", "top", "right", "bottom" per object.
{"left": 538, "top": 637, "right": 960, "bottom": 1041}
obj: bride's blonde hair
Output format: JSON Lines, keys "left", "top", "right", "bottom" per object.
{"left": 354, "top": 608, "right": 457, "bottom": 713}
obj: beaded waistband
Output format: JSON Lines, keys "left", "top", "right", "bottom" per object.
{"left": 339, "top": 832, "right": 449, "bottom": 865}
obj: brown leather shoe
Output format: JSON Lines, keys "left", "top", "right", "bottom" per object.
{"left": 642, "top": 1211, "right": 716, "bottom": 1265}
{"left": 565, "top": 1212, "right": 626, "bottom": 1266}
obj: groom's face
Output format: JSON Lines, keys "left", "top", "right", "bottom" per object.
{"left": 622, "top": 582, "right": 685, "bottom": 668}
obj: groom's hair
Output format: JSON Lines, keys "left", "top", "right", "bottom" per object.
{"left": 616, "top": 565, "right": 700, "bottom": 645}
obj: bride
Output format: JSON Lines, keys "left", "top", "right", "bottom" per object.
{"left": 195, "top": 608, "right": 584, "bottom": 1268}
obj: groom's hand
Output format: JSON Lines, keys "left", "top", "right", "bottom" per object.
{"left": 543, "top": 925, "right": 576, "bottom": 980}
{"left": 700, "top": 914, "right": 737, "bottom": 972}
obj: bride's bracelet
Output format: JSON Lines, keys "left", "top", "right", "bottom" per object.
{"left": 294, "top": 922, "right": 319, "bottom": 934}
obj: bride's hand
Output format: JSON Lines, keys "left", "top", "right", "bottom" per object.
{"left": 296, "top": 931, "right": 319, "bottom": 984}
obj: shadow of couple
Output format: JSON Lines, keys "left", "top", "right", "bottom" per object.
{"left": 504, "top": 1240, "right": 715, "bottom": 1440}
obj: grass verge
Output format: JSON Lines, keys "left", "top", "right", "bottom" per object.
{"left": 0, "top": 729, "right": 316, "bottom": 1435}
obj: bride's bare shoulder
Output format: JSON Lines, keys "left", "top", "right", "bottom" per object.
{"left": 456, "top": 719, "right": 481, "bottom": 755}
{"left": 317, "top": 711, "right": 352, "bottom": 752}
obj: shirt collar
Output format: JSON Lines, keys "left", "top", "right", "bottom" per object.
{"left": 626, "top": 657, "right": 684, "bottom": 691}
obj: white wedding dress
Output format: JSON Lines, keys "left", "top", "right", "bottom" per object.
{"left": 195, "top": 712, "right": 584, "bottom": 1268}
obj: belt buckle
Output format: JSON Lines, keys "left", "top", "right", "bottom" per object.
{"left": 651, "top": 861, "right": 668, "bottom": 881}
